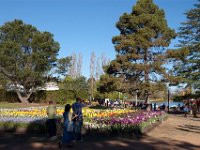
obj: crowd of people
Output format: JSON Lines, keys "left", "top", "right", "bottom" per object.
{"left": 46, "top": 97, "right": 85, "bottom": 149}
{"left": 97, "top": 98, "right": 200, "bottom": 113}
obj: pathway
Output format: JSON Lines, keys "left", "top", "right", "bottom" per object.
{"left": 0, "top": 113, "right": 200, "bottom": 150}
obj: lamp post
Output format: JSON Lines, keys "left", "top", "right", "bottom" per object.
{"left": 135, "top": 89, "right": 139, "bottom": 108}
{"left": 168, "top": 89, "right": 170, "bottom": 113}
{"left": 144, "top": 90, "right": 151, "bottom": 110}
{"left": 166, "top": 74, "right": 170, "bottom": 113}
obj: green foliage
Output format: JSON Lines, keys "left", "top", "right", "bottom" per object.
{"left": 0, "top": 19, "right": 62, "bottom": 103}
{"left": 0, "top": 89, "right": 75, "bottom": 104}
{"left": 105, "top": 0, "right": 176, "bottom": 98}
{"left": 59, "top": 76, "right": 89, "bottom": 99}
{"left": 167, "top": 47, "right": 190, "bottom": 61}
{"left": 97, "top": 74, "right": 119, "bottom": 95}
{"left": 167, "top": 1, "right": 200, "bottom": 92}
{"left": 0, "top": 74, "right": 9, "bottom": 89}
{"left": 34, "top": 90, "right": 76, "bottom": 104}
{"left": 55, "top": 57, "right": 72, "bottom": 77}
{"left": 0, "top": 89, "right": 19, "bottom": 103}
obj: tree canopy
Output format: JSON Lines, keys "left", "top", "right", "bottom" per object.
{"left": 0, "top": 19, "right": 70, "bottom": 103}
{"left": 104, "top": 0, "right": 175, "bottom": 101}
{"left": 167, "top": 0, "right": 200, "bottom": 93}
{"left": 59, "top": 76, "right": 88, "bottom": 99}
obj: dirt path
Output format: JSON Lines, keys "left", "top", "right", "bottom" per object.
{"left": 147, "top": 114, "right": 200, "bottom": 145}
{"left": 0, "top": 114, "right": 200, "bottom": 150}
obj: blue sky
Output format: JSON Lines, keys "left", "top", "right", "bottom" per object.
{"left": 0, "top": 0, "right": 197, "bottom": 78}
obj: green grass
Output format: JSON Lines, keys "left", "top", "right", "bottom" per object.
{"left": 0, "top": 102, "right": 21, "bottom": 108}
{"left": 0, "top": 102, "right": 48, "bottom": 108}
{"left": 0, "top": 101, "right": 73, "bottom": 108}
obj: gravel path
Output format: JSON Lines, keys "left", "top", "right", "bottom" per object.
{"left": 0, "top": 113, "right": 200, "bottom": 150}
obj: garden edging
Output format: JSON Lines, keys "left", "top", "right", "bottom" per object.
{"left": 141, "top": 114, "right": 168, "bottom": 134}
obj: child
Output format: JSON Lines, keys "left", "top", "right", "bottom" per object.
{"left": 58, "top": 104, "right": 75, "bottom": 149}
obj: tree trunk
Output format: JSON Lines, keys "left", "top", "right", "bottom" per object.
{"left": 16, "top": 90, "right": 32, "bottom": 103}
{"left": 144, "top": 48, "right": 149, "bottom": 83}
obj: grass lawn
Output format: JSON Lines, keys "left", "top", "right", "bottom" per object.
{"left": 0, "top": 102, "right": 48, "bottom": 108}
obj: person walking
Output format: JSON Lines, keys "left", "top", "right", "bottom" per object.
{"left": 184, "top": 104, "right": 189, "bottom": 117}
{"left": 191, "top": 101, "right": 198, "bottom": 118}
{"left": 46, "top": 101, "right": 57, "bottom": 140}
{"left": 58, "top": 104, "right": 75, "bottom": 149}
{"left": 72, "top": 97, "right": 85, "bottom": 142}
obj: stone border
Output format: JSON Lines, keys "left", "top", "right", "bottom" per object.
{"left": 141, "top": 114, "right": 168, "bottom": 134}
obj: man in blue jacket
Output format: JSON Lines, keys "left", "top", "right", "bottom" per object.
{"left": 72, "top": 97, "right": 85, "bottom": 142}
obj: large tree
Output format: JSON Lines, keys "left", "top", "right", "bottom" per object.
{"left": 106, "top": 0, "right": 176, "bottom": 102}
{"left": 0, "top": 19, "right": 66, "bottom": 103}
{"left": 97, "top": 74, "right": 119, "bottom": 98}
{"left": 167, "top": 0, "right": 200, "bottom": 92}
{"left": 59, "top": 76, "right": 88, "bottom": 99}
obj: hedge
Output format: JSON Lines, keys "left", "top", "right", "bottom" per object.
{"left": 0, "top": 89, "right": 88, "bottom": 104}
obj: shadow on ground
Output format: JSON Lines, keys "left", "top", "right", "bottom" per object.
{"left": 0, "top": 131, "right": 200, "bottom": 150}
{"left": 1, "top": 112, "right": 200, "bottom": 150}
{"left": 176, "top": 124, "right": 200, "bottom": 134}
{"left": 0, "top": 119, "right": 47, "bottom": 135}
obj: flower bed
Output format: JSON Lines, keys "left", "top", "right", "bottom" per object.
{"left": 83, "top": 110, "right": 166, "bottom": 136}
{"left": 0, "top": 106, "right": 64, "bottom": 133}
{"left": 0, "top": 106, "right": 166, "bottom": 135}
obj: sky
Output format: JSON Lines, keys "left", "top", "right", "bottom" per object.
{"left": 0, "top": 0, "right": 197, "bottom": 78}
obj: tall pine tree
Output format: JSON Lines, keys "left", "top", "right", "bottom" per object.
{"left": 167, "top": 0, "right": 200, "bottom": 92}
{"left": 107, "top": 0, "right": 176, "bottom": 102}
